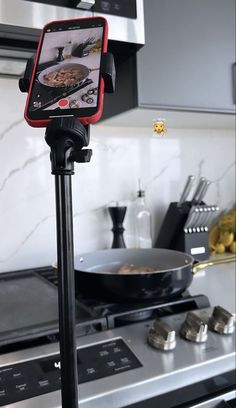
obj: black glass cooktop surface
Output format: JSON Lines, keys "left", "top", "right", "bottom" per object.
{"left": 0, "top": 269, "right": 105, "bottom": 348}
{"left": 0, "top": 272, "right": 58, "bottom": 331}
{"left": 0, "top": 266, "right": 210, "bottom": 352}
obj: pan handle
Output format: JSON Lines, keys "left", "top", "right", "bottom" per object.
{"left": 89, "top": 68, "right": 100, "bottom": 72}
{"left": 192, "top": 255, "right": 236, "bottom": 274}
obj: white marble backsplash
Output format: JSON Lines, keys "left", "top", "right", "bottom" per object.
{"left": 0, "top": 77, "right": 235, "bottom": 272}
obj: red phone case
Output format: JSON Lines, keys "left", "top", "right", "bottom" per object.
{"left": 24, "top": 17, "right": 108, "bottom": 128}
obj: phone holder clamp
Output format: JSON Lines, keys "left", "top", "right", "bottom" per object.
{"left": 45, "top": 116, "right": 91, "bottom": 175}
{"left": 19, "top": 53, "right": 115, "bottom": 174}
{"left": 19, "top": 52, "right": 115, "bottom": 173}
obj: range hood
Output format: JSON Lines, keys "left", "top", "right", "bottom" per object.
{"left": 0, "top": 0, "right": 145, "bottom": 69}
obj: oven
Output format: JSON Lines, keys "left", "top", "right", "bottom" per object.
{"left": 0, "top": 266, "right": 235, "bottom": 407}
{"left": 0, "top": 0, "right": 145, "bottom": 59}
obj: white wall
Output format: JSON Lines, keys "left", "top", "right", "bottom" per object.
{"left": 0, "top": 77, "right": 235, "bottom": 272}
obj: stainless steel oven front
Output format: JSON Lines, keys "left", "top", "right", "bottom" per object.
{"left": 0, "top": 0, "right": 145, "bottom": 47}
{"left": 0, "top": 307, "right": 235, "bottom": 408}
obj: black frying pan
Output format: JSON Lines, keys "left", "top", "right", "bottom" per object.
{"left": 74, "top": 249, "right": 235, "bottom": 302}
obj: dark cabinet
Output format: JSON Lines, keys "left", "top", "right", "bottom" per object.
{"left": 137, "top": 0, "right": 235, "bottom": 113}
{"left": 103, "top": 0, "right": 235, "bottom": 122}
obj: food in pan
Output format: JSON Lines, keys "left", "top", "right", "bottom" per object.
{"left": 43, "top": 67, "right": 84, "bottom": 87}
{"left": 117, "top": 263, "right": 156, "bottom": 274}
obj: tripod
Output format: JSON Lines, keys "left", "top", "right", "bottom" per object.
{"left": 19, "top": 52, "right": 115, "bottom": 407}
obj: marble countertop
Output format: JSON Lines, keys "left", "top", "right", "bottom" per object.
{"left": 189, "top": 258, "right": 235, "bottom": 315}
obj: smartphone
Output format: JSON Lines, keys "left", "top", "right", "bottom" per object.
{"left": 24, "top": 16, "right": 108, "bottom": 127}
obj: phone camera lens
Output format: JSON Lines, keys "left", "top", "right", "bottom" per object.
{"left": 81, "top": 93, "right": 94, "bottom": 104}
{"left": 69, "top": 99, "right": 80, "bottom": 108}
{"left": 82, "top": 94, "right": 89, "bottom": 102}
{"left": 87, "top": 97, "right": 94, "bottom": 104}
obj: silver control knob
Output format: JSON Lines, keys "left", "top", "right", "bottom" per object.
{"left": 181, "top": 311, "right": 208, "bottom": 343}
{"left": 208, "top": 306, "right": 235, "bottom": 335}
{"left": 148, "top": 320, "right": 176, "bottom": 351}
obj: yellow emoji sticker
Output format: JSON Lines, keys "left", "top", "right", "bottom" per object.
{"left": 153, "top": 119, "right": 167, "bottom": 136}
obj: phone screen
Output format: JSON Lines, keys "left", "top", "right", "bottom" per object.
{"left": 26, "top": 18, "right": 107, "bottom": 122}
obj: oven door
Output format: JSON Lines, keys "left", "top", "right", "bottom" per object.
{"left": 192, "top": 391, "right": 236, "bottom": 407}
{"left": 126, "top": 371, "right": 236, "bottom": 408}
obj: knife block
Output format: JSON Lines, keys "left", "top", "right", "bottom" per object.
{"left": 154, "top": 202, "right": 209, "bottom": 260}
{"left": 177, "top": 230, "right": 209, "bottom": 260}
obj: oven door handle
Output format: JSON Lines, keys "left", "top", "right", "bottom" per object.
{"left": 217, "top": 400, "right": 236, "bottom": 408}
{"left": 191, "top": 392, "right": 236, "bottom": 407}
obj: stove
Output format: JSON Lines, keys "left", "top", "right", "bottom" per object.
{"left": 0, "top": 266, "right": 235, "bottom": 407}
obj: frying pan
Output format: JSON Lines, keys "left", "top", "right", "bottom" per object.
{"left": 74, "top": 249, "right": 235, "bottom": 302}
{"left": 38, "top": 63, "right": 99, "bottom": 88}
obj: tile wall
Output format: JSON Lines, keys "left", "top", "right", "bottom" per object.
{"left": 0, "top": 77, "right": 235, "bottom": 272}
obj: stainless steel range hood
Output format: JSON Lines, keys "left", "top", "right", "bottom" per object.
{"left": 0, "top": 0, "right": 145, "bottom": 64}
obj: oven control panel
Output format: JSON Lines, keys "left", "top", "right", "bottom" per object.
{"left": 0, "top": 339, "right": 142, "bottom": 406}
{"left": 92, "top": 0, "right": 137, "bottom": 18}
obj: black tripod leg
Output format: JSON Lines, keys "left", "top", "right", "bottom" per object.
{"left": 45, "top": 117, "right": 92, "bottom": 408}
{"left": 55, "top": 174, "right": 78, "bottom": 408}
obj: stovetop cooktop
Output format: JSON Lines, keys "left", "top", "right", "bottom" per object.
{"left": 0, "top": 266, "right": 210, "bottom": 351}
{"left": 0, "top": 266, "right": 235, "bottom": 408}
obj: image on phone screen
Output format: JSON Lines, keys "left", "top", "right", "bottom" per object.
{"left": 27, "top": 18, "right": 106, "bottom": 121}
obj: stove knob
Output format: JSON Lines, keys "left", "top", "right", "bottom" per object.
{"left": 181, "top": 311, "right": 208, "bottom": 343}
{"left": 148, "top": 320, "right": 176, "bottom": 351}
{"left": 208, "top": 306, "right": 235, "bottom": 335}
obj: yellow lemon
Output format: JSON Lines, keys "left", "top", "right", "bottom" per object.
{"left": 229, "top": 241, "right": 236, "bottom": 254}
{"left": 215, "top": 243, "right": 225, "bottom": 254}
{"left": 219, "top": 231, "right": 234, "bottom": 247}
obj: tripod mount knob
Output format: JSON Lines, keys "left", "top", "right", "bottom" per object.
{"left": 45, "top": 117, "right": 91, "bottom": 174}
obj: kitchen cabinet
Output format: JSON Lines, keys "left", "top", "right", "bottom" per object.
{"left": 137, "top": 0, "right": 235, "bottom": 114}
{"left": 102, "top": 0, "right": 235, "bottom": 126}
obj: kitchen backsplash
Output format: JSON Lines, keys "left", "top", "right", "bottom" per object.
{"left": 0, "top": 77, "right": 235, "bottom": 272}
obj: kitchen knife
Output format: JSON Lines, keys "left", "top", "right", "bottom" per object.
{"left": 198, "top": 205, "right": 211, "bottom": 232}
{"left": 206, "top": 205, "right": 220, "bottom": 229}
{"left": 199, "top": 205, "right": 219, "bottom": 232}
{"left": 192, "top": 206, "right": 204, "bottom": 232}
{"left": 177, "top": 175, "right": 195, "bottom": 207}
{"left": 191, "top": 177, "right": 206, "bottom": 205}
{"left": 196, "top": 180, "right": 211, "bottom": 205}
{"left": 184, "top": 206, "right": 200, "bottom": 232}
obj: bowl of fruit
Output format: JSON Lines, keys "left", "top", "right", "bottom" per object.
{"left": 209, "top": 208, "right": 236, "bottom": 255}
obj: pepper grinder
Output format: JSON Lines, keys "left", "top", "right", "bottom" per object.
{"left": 108, "top": 205, "right": 127, "bottom": 248}
{"left": 57, "top": 47, "right": 64, "bottom": 62}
